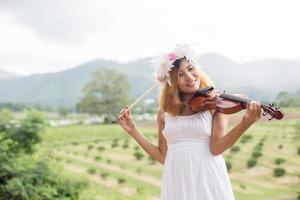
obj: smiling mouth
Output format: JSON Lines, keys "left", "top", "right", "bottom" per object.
{"left": 186, "top": 79, "right": 197, "bottom": 87}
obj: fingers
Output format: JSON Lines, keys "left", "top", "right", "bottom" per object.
{"left": 117, "top": 105, "right": 131, "bottom": 120}
{"left": 248, "top": 101, "right": 261, "bottom": 118}
{"left": 248, "top": 101, "right": 260, "bottom": 110}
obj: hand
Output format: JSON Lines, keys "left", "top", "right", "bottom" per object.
{"left": 242, "top": 101, "right": 262, "bottom": 125}
{"left": 117, "top": 106, "right": 137, "bottom": 135}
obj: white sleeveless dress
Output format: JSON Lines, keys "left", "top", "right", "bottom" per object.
{"left": 160, "top": 110, "right": 235, "bottom": 200}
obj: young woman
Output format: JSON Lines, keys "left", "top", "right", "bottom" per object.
{"left": 117, "top": 44, "right": 261, "bottom": 200}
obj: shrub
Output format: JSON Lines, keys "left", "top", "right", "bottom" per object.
{"left": 137, "top": 187, "right": 146, "bottom": 195}
{"left": 257, "top": 141, "right": 264, "bottom": 147}
{"left": 148, "top": 156, "right": 156, "bottom": 164}
{"left": 72, "top": 141, "right": 78, "bottom": 146}
{"left": 97, "top": 146, "right": 106, "bottom": 152}
{"left": 87, "top": 168, "right": 96, "bottom": 175}
{"left": 240, "top": 184, "right": 246, "bottom": 190}
{"left": 252, "top": 151, "right": 263, "bottom": 158}
{"left": 254, "top": 145, "right": 262, "bottom": 152}
{"left": 134, "top": 151, "right": 144, "bottom": 160}
{"left": 0, "top": 110, "right": 86, "bottom": 199}
{"left": 100, "top": 172, "right": 109, "bottom": 179}
{"left": 230, "top": 145, "right": 240, "bottom": 153}
{"left": 278, "top": 144, "right": 283, "bottom": 149}
{"left": 240, "top": 134, "right": 252, "bottom": 144}
{"left": 113, "top": 138, "right": 119, "bottom": 143}
{"left": 247, "top": 158, "right": 257, "bottom": 168}
{"left": 273, "top": 168, "right": 286, "bottom": 177}
{"left": 111, "top": 142, "right": 118, "bottom": 148}
{"left": 134, "top": 145, "right": 140, "bottom": 150}
{"left": 274, "top": 158, "right": 286, "bottom": 165}
{"left": 225, "top": 160, "right": 232, "bottom": 172}
{"left": 66, "top": 159, "right": 72, "bottom": 163}
{"left": 87, "top": 144, "right": 94, "bottom": 150}
{"left": 94, "top": 156, "right": 102, "bottom": 161}
{"left": 118, "top": 177, "right": 126, "bottom": 184}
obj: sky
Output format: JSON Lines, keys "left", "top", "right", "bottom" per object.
{"left": 0, "top": 0, "right": 299, "bottom": 75}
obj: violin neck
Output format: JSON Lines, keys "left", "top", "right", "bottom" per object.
{"left": 219, "top": 93, "right": 250, "bottom": 104}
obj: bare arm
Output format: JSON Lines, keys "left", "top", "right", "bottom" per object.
{"left": 117, "top": 107, "right": 167, "bottom": 165}
{"left": 210, "top": 101, "right": 262, "bottom": 156}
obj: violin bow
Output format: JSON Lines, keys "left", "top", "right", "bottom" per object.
{"left": 111, "top": 83, "right": 158, "bottom": 124}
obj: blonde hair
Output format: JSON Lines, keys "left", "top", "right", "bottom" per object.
{"left": 158, "top": 61, "right": 214, "bottom": 116}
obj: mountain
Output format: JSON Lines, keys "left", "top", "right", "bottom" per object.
{"left": 0, "top": 68, "right": 20, "bottom": 80}
{"left": 0, "top": 54, "right": 299, "bottom": 109}
{"left": 0, "top": 59, "right": 158, "bottom": 109}
{"left": 198, "top": 54, "right": 300, "bottom": 101}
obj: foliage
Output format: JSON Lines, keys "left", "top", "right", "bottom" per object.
{"left": 230, "top": 145, "right": 240, "bottom": 153}
{"left": 225, "top": 160, "right": 232, "bottom": 172}
{"left": 274, "top": 158, "right": 286, "bottom": 165}
{"left": 247, "top": 158, "right": 257, "bottom": 168}
{"left": 0, "top": 110, "right": 85, "bottom": 200}
{"left": 78, "top": 68, "right": 131, "bottom": 122}
{"left": 273, "top": 168, "right": 286, "bottom": 177}
{"left": 275, "top": 91, "right": 300, "bottom": 107}
{"left": 134, "top": 151, "right": 144, "bottom": 160}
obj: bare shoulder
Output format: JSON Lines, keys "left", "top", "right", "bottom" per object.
{"left": 157, "top": 109, "right": 164, "bottom": 118}
{"left": 157, "top": 109, "right": 165, "bottom": 123}
{"left": 157, "top": 109, "right": 165, "bottom": 131}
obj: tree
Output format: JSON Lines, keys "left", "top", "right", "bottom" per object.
{"left": 78, "top": 68, "right": 130, "bottom": 122}
{"left": 275, "top": 91, "right": 300, "bottom": 107}
{"left": 0, "top": 110, "right": 86, "bottom": 199}
{"left": 57, "top": 107, "right": 68, "bottom": 117}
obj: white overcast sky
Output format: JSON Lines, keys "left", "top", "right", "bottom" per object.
{"left": 0, "top": 0, "right": 299, "bottom": 75}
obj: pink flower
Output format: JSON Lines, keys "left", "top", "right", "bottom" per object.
{"left": 167, "top": 52, "right": 176, "bottom": 62}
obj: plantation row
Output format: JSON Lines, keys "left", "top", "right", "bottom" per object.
{"left": 41, "top": 119, "right": 300, "bottom": 200}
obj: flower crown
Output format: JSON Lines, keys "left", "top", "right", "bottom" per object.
{"left": 152, "top": 44, "right": 198, "bottom": 86}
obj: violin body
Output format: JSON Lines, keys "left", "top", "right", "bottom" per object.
{"left": 188, "top": 86, "right": 284, "bottom": 120}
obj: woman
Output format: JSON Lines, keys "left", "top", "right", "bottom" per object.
{"left": 117, "top": 44, "right": 261, "bottom": 200}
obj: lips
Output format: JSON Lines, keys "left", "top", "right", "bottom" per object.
{"left": 186, "top": 79, "right": 197, "bottom": 87}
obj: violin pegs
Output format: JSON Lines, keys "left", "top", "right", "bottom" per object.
{"left": 262, "top": 112, "right": 267, "bottom": 116}
{"left": 276, "top": 106, "right": 280, "bottom": 110}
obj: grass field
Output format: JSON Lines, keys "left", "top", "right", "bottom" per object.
{"left": 37, "top": 110, "right": 300, "bottom": 200}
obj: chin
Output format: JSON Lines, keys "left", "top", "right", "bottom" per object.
{"left": 182, "top": 86, "right": 199, "bottom": 94}
{"left": 179, "top": 81, "right": 200, "bottom": 93}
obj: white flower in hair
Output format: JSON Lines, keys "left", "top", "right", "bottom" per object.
{"left": 174, "top": 44, "right": 198, "bottom": 63}
{"left": 152, "top": 44, "right": 198, "bottom": 86}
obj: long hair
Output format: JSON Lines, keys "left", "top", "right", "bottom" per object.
{"left": 159, "top": 58, "right": 214, "bottom": 116}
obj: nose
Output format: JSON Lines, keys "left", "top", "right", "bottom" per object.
{"left": 185, "top": 72, "right": 194, "bottom": 82}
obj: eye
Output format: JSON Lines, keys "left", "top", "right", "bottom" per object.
{"left": 188, "top": 67, "right": 193, "bottom": 71}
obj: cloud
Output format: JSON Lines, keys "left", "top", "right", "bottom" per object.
{"left": 0, "top": 0, "right": 300, "bottom": 75}
{"left": 0, "top": 0, "right": 111, "bottom": 44}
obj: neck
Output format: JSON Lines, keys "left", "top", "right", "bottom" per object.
{"left": 181, "top": 93, "right": 194, "bottom": 104}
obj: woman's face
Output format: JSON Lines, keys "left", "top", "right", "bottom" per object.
{"left": 177, "top": 59, "right": 201, "bottom": 94}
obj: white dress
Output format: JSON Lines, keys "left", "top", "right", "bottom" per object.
{"left": 160, "top": 110, "right": 235, "bottom": 200}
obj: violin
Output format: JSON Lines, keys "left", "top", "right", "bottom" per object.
{"left": 188, "top": 86, "right": 284, "bottom": 120}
